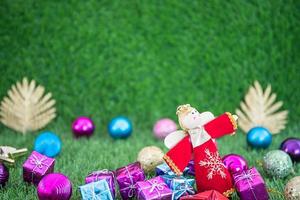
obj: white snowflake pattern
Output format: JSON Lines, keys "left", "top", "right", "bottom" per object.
{"left": 199, "top": 148, "right": 226, "bottom": 180}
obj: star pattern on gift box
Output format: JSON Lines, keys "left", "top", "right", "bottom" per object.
{"left": 199, "top": 148, "right": 226, "bottom": 180}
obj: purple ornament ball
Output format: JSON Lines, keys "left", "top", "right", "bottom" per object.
{"left": 37, "top": 173, "right": 72, "bottom": 200}
{"left": 222, "top": 154, "right": 248, "bottom": 174}
{"left": 280, "top": 138, "right": 300, "bottom": 162}
{"left": 72, "top": 116, "right": 95, "bottom": 138}
{"left": 153, "top": 118, "right": 177, "bottom": 139}
{"left": 0, "top": 163, "right": 9, "bottom": 187}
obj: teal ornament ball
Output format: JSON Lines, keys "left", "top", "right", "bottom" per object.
{"left": 108, "top": 116, "right": 132, "bottom": 139}
{"left": 263, "top": 150, "right": 293, "bottom": 178}
{"left": 34, "top": 131, "right": 62, "bottom": 158}
{"left": 247, "top": 127, "right": 272, "bottom": 148}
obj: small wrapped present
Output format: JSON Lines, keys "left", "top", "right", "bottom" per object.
{"left": 187, "top": 160, "right": 195, "bottom": 176}
{"left": 116, "top": 162, "right": 146, "bottom": 200}
{"left": 23, "top": 151, "right": 55, "bottom": 185}
{"left": 80, "top": 179, "right": 113, "bottom": 200}
{"left": 85, "top": 169, "right": 115, "bottom": 198}
{"left": 180, "top": 190, "right": 229, "bottom": 200}
{"left": 155, "top": 162, "right": 189, "bottom": 176}
{"left": 161, "top": 175, "right": 195, "bottom": 200}
{"left": 233, "top": 167, "right": 269, "bottom": 200}
{"left": 136, "top": 176, "right": 172, "bottom": 200}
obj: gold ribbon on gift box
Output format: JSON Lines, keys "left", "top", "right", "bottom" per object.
{"left": 0, "top": 146, "right": 28, "bottom": 166}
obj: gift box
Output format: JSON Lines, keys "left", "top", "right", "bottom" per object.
{"left": 85, "top": 169, "right": 115, "bottom": 198}
{"left": 23, "top": 151, "right": 55, "bottom": 185}
{"left": 116, "top": 162, "right": 146, "bottom": 200}
{"left": 136, "top": 176, "right": 172, "bottom": 200}
{"left": 80, "top": 179, "right": 113, "bottom": 200}
{"left": 161, "top": 175, "right": 195, "bottom": 200}
{"left": 187, "top": 160, "right": 195, "bottom": 176}
{"left": 180, "top": 190, "right": 229, "bottom": 200}
{"left": 156, "top": 162, "right": 189, "bottom": 176}
{"left": 233, "top": 167, "right": 269, "bottom": 200}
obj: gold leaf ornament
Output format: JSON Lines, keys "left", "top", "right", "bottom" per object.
{"left": 0, "top": 77, "right": 56, "bottom": 134}
{"left": 236, "top": 81, "right": 288, "bottom": 134}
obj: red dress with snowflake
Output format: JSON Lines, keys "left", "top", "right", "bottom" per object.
{"left": 163, "top": 113, "right": 237, "bottom": 197}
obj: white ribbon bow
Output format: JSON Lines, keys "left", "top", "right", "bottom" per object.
{"left": 149, "top": 180, "right": 165, "bottom": 193}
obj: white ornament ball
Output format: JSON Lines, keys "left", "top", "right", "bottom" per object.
{"left": 137, "top": 146, "right": 164, "bottom": 172}
{"left": 284, "top": 176, "right": 300, "bottom": 200}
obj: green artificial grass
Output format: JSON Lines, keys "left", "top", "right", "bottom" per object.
{"left": 0, "top": 0, "right": 299, "bottom": 199}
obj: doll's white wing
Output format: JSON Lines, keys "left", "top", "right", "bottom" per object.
{"left": 199, "top": 111, "right": 215, "bottom": 126}
{"left": 164, "top": 130, "right": 186, "bottom": 149}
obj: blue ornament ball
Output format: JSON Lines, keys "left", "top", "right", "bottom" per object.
{"left": 34, "top": 131, "right": 62, "bottom": 157}
{"left": 247, "top": 127, "right": 272, "bottom": 148}
{"left": 108, "top": 116, "right": 132, "bottom": 139}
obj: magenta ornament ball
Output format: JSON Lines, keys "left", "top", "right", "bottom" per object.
{"left": 222, "top": 154, "right": 248, "bottom": 174}
{"left": 0, "top": 163, "right": 9, "bottom": 187}
{"left": 153, "top": 118, "right": 177, "bottom": 139}
{"left": 37, "top": 173, "right": 72, "bottom": 200}
{"left": 72, "top": 116, "right": 95, "bottom": 138}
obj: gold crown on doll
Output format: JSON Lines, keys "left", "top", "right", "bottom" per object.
{"left": 176, "top": 104, "right": 193, "bottom": 115}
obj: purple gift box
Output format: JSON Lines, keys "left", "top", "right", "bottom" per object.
{"left": 187, "top": 160, "right": 195, "bottom": 176}
{"left": 85, "top": 169, "right": 116, "bottom": 198}
{"left": 136, "top": 176, "right": 172, "bottom": 200}
{"left": 23, "top": 151, "right": 55, "bottom": 185}
{"left": 233, "top": 167, "right": 269, "bottom": 200}
{"left": 116, "top": 162, "right": 146, "bottom": 200}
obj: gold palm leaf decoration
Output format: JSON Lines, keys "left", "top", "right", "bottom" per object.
{"left": 236, "top": 81, "right": 288, "bottom": 134}
{"left": 0, "top": 77, "right": 56, "bottom": 134}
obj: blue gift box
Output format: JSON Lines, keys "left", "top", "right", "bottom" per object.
{"left": 79, "top": 179, "right": 113, "bottom": 200}
{"left": 161, "top": 175, "right": 195, "bottom": 200}
{"left": 155, "top": 163, "right": 189, "bottom": 176}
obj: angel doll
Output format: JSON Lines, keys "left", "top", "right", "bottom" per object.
{"left": 163, "top": 104, "right": 238, "bottom": 197}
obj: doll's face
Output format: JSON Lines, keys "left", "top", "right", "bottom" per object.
{"left": 180, "top": 108, "right": 202, "bottom": 129}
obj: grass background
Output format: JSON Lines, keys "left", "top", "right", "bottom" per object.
{"left": 0, "top": 0, "right": 299, "bottom": 199}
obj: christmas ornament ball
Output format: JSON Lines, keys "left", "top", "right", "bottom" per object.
{"left": 72, "top": 116, "right": 95, "bottom": 138}
{"left": 247, "top": 127, "right": 272, "bottom": 148}
{"left": 137, "top": 146, "right": 164, "bottom": 172}
{"left": 284, "top": 176, "right": 300, "bottom": 200}
{"left": 263, "top": 150, "right": 293, "bottom": 178}
{"left": 153, "top": 118, "right": 177, "bottom": 139}
{"left": 34, "top": 131, "right": 62, "bottom": 158}
{"left": 0, "top": 163, "right": 9, "bottom": 187}
{"left": 108, "top": 116, "right": 132, "bottom": 139}
{"left": 222, "top": 154, "right": 248, "bottom": 174}
{"left": 280, "top": 138, "right": 300, "bottom": 162}
{"left": 37, "top": 173, "right": 72, "bottom": 200}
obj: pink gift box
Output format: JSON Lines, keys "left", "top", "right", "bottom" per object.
{"left": 23, "top": 151, "right": 55, "bottom": 185}
{"left": 233, "top": 167, "right": 269, "bottom": 200}
{"left": 136, "top": 176, "right": 172, "bottom": 200}
{"left": 116, "top": 162, "right": 146, "bottom": 200}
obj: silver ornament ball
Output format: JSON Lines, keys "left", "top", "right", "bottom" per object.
{"left": 262, "top": 150, "right": 294, "bottom": 178}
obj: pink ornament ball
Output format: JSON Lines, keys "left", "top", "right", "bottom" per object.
{"left": 222, "top": 154, "right": 248, "bottom": 174}
{"left": 72, "top": 116, "right": 95, "bottom": 138}
{"left": 153, "top": 118, "right": 177, "bottom": 139}
{"left": 37, "top": 173, "right": 72, "bottom": 200}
